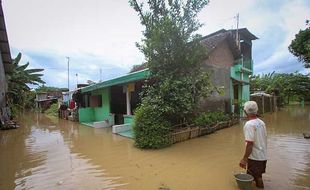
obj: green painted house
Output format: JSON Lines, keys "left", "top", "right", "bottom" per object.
{"left": 78, "top": 69, "right": 149, "bottom": 129}
{"left": 78, "top": 28, "right": 257, "bottom": 132}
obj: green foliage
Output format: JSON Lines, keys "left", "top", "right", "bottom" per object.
{"left": 10, "top": 104, "right": 22, "bottom": 117}
{"left": 21, "top": 91, "right": 36, "bottom": 109}
{"left": 250, "top": 72, "right": 310, "bottom": 105}
{"left": 7, "top": 53, "right": 45, "bottom": 107}
{"left": 35, "top": 86, "right": 68, "bottom": 93}
{"left": 194, "top": 111, "right": 230, "bottom": 127}
{"left": 130, "top": 0, "right": 212, "bottom": 148}
{"left": 45, "top": 103, "right": 59, "bottom": 117}
{"left": 129, "top": 64, "right": 146, "bottom": 73}
{"left": 288, "top": 21, "right": 310, "bottom": 68}
{"left": 133, "top": 102, "right": 171, "bottom": 149}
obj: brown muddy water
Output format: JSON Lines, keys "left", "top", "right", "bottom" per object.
{"left": 0, "top": 106, "right": 310, "bottom": 190}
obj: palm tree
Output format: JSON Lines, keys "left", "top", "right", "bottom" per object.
{"left": 7, "top": 53, "right": 45, "bottom": 107}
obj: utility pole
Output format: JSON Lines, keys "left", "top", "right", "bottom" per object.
{"left": 76, "top": 73, "right": 78, "bottom": 88}
{"left": 235, "top": 13, "right": 240, "bottom": 49}
{"left": 99, "top": 68, "right": 102, "bottom": 82}
{"left": 66, "top": 57, "right": 70, "bottom": 91}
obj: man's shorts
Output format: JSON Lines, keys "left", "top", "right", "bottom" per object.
{"left": 247, "top": 159, "right": 267, "bottom": 178}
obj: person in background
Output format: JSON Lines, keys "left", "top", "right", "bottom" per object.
{"left": 69, "top": 99, "right": 75, "bottom": 110}
{"left": 239, "top": 101, "right": 267, "bottom": 188}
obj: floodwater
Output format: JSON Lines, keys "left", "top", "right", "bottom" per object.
{"left": 0, "top": 106, "right": 309, "bottom": 190}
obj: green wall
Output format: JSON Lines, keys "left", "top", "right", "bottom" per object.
{"left": 124, "top": 115, "right": 134, "bottom": 125}
{"left": 79, "top": 108, "right": 95, "bottom": 122}
{"left": 230, "top": 61, "right": 252, "bottom": 115}
{"left": 79, "top": 88, "right": 113, "bottom": 124}
{"left": 230, "top": 65, "right": 241, "bottom": 79}
{"left": 230, "top": 80, "right": 234, "bottom": 112}
{"left": 92, "top": 88, "right": 111, "bottom": 122}
{"left": 242, "top": 85, "right": 250, "bottom": 101}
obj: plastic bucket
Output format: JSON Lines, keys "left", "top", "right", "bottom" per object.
{"left": 234, "top": 173, "right": 253, "bottom": 190}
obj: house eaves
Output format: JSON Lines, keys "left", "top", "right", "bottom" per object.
{"left": 201, "top": 31, "right": 241, "bottom": 59}
{"left": 228, "top": 28, "right": 259, "bottom": 40}
{"left": 81, "top": 69, "right": 150, "bottom": 93}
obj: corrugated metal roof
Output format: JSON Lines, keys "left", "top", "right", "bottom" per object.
{"left": 81, "top": 69, "right": 150, "bottom": 93}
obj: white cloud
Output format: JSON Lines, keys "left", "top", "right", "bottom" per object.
{"left": 3, "top": 0, "right": 145, "bottom": 68}
{"left": 3, "top": 0, "right": 310, "bottom": 88}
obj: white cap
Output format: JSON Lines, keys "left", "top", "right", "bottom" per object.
{"left": 243, "top": 101, "right": 258, "bottom": 115}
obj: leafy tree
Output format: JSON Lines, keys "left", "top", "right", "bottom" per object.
{"left": 129, "top": 63, "right": 147, "bottom": 73}
{"left": 35, "top": 86, "right": 68, "bottom": 93}
{"left": 7, "top": 53, "right": 45, "bottom": 108}
{"left": 130, "top": 0, "right": 212, "bottom": 148}
{"left": 288, "top": 20, "right": 310, "bottom": 68}
{"left": 250, "top": 72, "right": 310, "bottom": 105}
{"left": 250, "top": 72, "right": 275, "bottom": 93}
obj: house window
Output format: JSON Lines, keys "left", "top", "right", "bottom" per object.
{"left": 90, "top": 95, "right": 102, "bottom": 107}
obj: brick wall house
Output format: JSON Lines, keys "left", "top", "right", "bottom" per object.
{"left": 201, "top": 28, "right": 258, "bottom": 114}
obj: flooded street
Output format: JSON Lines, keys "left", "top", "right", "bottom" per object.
{"left": 0, "top": 106, "right": 310, "bottom": 190}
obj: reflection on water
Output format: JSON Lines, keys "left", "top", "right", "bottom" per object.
{"left": 0, "top": 106, "right": 309, "bottom": 190}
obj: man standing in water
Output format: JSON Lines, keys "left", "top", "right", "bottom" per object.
{"left": 239, "top": 101, "right": 267, "bottom": 188}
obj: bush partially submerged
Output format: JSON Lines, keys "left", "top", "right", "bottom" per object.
{"left": 133, "top": 102, "right": 171, "bottom": 149}
{"left": 194, "top": 111, "right": 230, "bottom": 127}
{"left": 45, "top": 103, "right": 59, "bottom": 117}
{"left": 131, "top": 0, "right": 212, "bottom": 149}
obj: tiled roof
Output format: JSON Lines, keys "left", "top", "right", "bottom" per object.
{"left": 200, "top": 28, "right": 257, "bottom": 59}
{"left": 201, "top": 30, "right": 241, "bottom": 58}
{"left": 201, "top": 32, "right": 230, "bottom": 52}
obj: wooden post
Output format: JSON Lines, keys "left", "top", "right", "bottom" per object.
{"left": 274, "top": 96, "right": 277, "bottom": 112}
{"left": 269, "top": 97, "right": 272, "bottom": 112}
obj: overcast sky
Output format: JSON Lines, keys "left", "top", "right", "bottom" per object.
{"left": 3, "top": 0, "right": 310, "bottom": 89}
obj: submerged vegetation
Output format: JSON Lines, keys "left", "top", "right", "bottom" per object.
{"left": 45, "top": 103, "right": 59, "bottom": 117}
{"left": 130, "top": 0, "right": 213, "bottom": 148}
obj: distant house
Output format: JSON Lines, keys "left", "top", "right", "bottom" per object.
{"left": 0, "top": 1, "right": 12, "bottom": 109}
{"left": 201, "top": 28, "right": 258, "bottom": 114}
{"left": 251, "top": 92, "right": 277, "bottom": 114}
{"left": 35, "top": 92, "right": 62, "bottom": 111}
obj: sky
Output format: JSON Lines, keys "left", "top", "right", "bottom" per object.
{"left": 2, "top": 0, "right": 310, "bottom": 90}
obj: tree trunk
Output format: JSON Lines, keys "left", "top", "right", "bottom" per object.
{"left": 287, "top": 96, "right": 290, "bottom": 105}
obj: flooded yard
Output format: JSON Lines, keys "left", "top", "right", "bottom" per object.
{"left": 0, "top": 106, "right": 310, "bottom": 190}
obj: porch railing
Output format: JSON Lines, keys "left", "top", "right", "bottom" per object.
{"left": 234, "top": 59, "right": 253, "bottom": 71}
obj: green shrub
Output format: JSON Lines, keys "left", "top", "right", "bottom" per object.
{"left": 45, "top": 103, "right": 59, "bottom": 117}
{"left": 214, "top": 111, "right": 230, "bottom": 122}
{"left": 133, "top": 102, "right": 172, "bottom": 149}
{"left": 194, "top": 111, "right": 230, "bottom": 127}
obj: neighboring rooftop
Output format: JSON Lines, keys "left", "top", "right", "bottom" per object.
{"left": 81, "top": 69, "right": 150, "bottom": 93}
{"left": 201, "top": 28, "right": 258, "bottom": 59}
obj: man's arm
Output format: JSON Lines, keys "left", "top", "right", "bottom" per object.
{"left": 239, "top": 141, "right": 253, "bottom": 169}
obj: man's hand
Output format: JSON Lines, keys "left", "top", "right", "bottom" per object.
{"left": 239, "top": 158, "right": 247, "bottom": 169}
